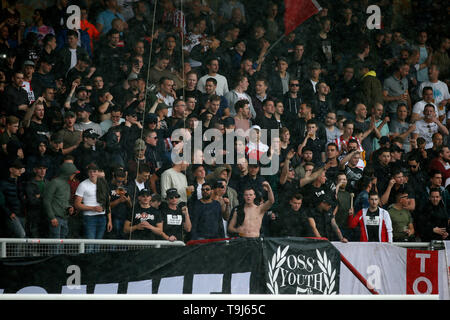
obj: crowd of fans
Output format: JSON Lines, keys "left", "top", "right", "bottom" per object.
{"left": 0, "top": 0, "right": 449, "bottom": 246}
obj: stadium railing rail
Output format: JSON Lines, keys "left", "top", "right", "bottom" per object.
{"left": 0, "top": 238, "right": 186, "bottom": 258}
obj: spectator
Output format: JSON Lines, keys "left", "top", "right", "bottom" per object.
{"left": 24, "top": 159, "right": 49, "bottom": 238}
{"left": 123, "top": 188, "right": 163, "bottom": 240}
{"left": 159, "top": 188, "right": 192, "bottom": 242}
{"left": 307, "top": 193, "right": 347, "bottom": 242}
{"left": 96, "top": 0, "right": 127, "bottom": 35}
{"left": 382, "top": 61, "right": 411, "bottom": 119}
{"left": 348, "top": 191, "right": 393, "bottom": 242}
{"left": 224, "top": 74, "right": 255, "bottom": 119}
{"left": 160, "top": 160, "right": 189, "bottom": 203}
{"left": 43, "top": 161, "right": 79, "bottom": 239}
{"left": 108, "top": 167, "right": 131, "bottom": 239}
{"left": 416, "top": 188, "right": 449, "bottom": 241}
{"left": 411, "top": 104, "right": 448, "bottom": 149}
{"left": 228, "top": 182, "right": 274, "bottom": 238}
{"left": 54, "top": 29, "right": 89, "bottom": 79}
{"left": 388, "top": 189, "right": 415, "bottom": 242}
{"left": 190, "top": 181, "right": 225, "bottom": 240}
{"left": 411, "top": 86, "right": 442, "bottom": 123}
{"left": 418, "top": 64, "right": 450, "bottom": 115}
{"left": 270, "top": 192, "right": 314, "bottom": 237}
{"left": 74, "top": 163, "right": 112, "bottom": 245}
{"left": 3, "top": 70, "right": 29, "bottom": 118}
{"left": 269, "top": 57, "right": 290, "bottom": 100}
{"left": 0, "top": 159, "right": 26, "bottom": 238}
{"left": 197, "top": 57, "right": 229, "bottom": 96}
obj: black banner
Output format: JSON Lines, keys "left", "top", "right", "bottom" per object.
{"left": 0, "top": 238, "right": 339, "bottom": 295}
{"left": 263, "top": 238, "right": 340, "bottom": 294}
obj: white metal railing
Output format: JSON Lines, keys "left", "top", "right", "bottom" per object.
{"left": 0, "top": 238, "right": 186, "bottom": 258}
{"left": 0, "top": 238, "right": 444, "bottom": 258}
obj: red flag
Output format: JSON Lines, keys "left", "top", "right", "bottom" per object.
{"left": 284, "top": 0, "right": 321, "bottom": 35}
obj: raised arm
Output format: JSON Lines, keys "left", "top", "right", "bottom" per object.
{"left": 259, "top": 181, "right": 274, "bottom": 214}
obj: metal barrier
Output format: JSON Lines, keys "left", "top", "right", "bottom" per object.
{"left": 0, "top": 238, "right": 186, "bottom": 258}
{"left": 0, "top": 238, "right": 444, "bottom": 258}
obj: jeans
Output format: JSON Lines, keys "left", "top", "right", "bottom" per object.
{"left": 83, "top": 215, "right": 107, "bottom": 253}
{"left": 48, "top": 217, "right": 69, "bottom": 239}
{"left": 5, "top": 216, "right": 26, "bottom": 256}
{"left": 112, "top": 217, "right": 125, "bottom": 239}
{"left": 6, "top": 216, "right": 26, "bottom": 238}
{"left": 48, "top": 217, "right": 69, "bottom": 255}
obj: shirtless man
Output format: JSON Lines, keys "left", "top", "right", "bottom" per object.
{"left": 228, "top": 181, "right": 274, "bottom": 238}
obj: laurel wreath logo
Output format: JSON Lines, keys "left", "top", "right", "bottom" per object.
{"left": 266, "top": 245, "right": 289, "bottom": 294}
{"left": 316, "top": 249, "right": 337, "bottom": 295}
{"left": 266, "top": 246, "right": 337, "bottom": 294}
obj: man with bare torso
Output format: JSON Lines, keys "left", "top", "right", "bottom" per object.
{"left": 228, "top": 181, "right": 274, "bottom": 238}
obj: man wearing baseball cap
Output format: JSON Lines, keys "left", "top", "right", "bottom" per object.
{"left": 73, "top": 104, "right": 103, "bottom": 137}
{"left": 43, "top": 162, "right": 80, "bottom": 240}
{"left": 72, "top": 128, "right": 103, "bottom": 180}
{"left": 25, "top": 159, "right": 50, "bottom": 238}
{"left": 124, "top": 188, "right": 164, "bottom": 240}
{"left": 307, "top": 193, "right": 348, "bottom": 243}
{"left": 56, "top": 110, "right": 82, "bottom": 155}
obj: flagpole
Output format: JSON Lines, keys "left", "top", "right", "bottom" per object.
{"left": 263, "top": 34, "right": 286, "bottom": 58}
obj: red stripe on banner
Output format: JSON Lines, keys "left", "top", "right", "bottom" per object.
{"left": 406, "top": 249, "right": 439, "bottom": 294}
{"left": 284, "top": 0, "right": 321, "bottom": 35}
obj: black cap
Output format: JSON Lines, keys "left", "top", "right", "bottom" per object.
{"left": 33, "top": 159, "right": 49, "bottom": 168}
{"left": 318, "top": 194, "right": 335, "bottom": 206}
{"left": 9, "top": 158, "right": 25, "bottom": 169}
{"left": 145, "top": 113, "right": 158, "bottom": 123}
{"left": 124, "top": 107, "right": 137, "bottom": 117}
{"left": 391, "top": 144, "right": 404, "bottom": 153}
{"left": 83, "top": 128, "right": 100, "bottom": 139}
{"left": 166, "top": 188, "right": 180, "bottom": 199}
{"left": 379, "top": 136, "right": 390, "bottom": 145}
{"left": 138, "top": 188, "right": 152, "bottom": 196}
{"left": 86, "top": 162, "right": 99, "bottom": 171}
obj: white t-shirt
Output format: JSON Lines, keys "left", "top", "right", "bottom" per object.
{"left": 75, "top": 179, "right": 105, "bottom": 216}
{"left": 413, "top": 120, "right": 438, "bottom": 149}
{"left": 419, "top": 80, "right": 450, "bottom": 107}
{"left": 69, "top": 48, "right": 77, "bottom": 71}
{"left": 197, "top": 74, "right": 229, "bottom": 96}
{"left": 412, "top": 100, "right": 441, "bottom": 118}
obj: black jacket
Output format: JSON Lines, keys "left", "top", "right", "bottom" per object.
{"left": 417, "top": 201, "right": 449, "bottom": 241}
{"left": 271, "top": 206, "right": 314, "bottom": 238}
{"left": 0, "top": 176, "right": 25, "bottom": 218}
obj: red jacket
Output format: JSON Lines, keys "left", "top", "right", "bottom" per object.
{"left": 348, "top": 207, "right": 393, "bottom": 242}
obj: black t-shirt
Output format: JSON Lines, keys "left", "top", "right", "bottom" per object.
{"left": 366, "top": 208, "right": 380, "bottom": 242}
{"left": 307, "top": 207, "right": 337, "bottom": 241}
{"left": 109, "top": 184, "right": 130, "bottom": 221}
{"left": 271, "top": 206, "right": 314, "bottom": 237}
{"left": 127, "top": 205, "right": 162, "bottom": 240}
{"left": 160, "top": 204, "right": 186, "bottom": 241}
{"left": 301, "top": 183, "right": 329, "bottom": 208}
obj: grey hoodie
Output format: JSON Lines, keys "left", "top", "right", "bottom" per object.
{"left": 43, "top": 162, "right": 79, "bottom": 220}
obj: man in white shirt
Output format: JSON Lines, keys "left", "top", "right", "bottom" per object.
{"left": 412, "top": 86, "right": 442, "bottom": 122}
{"left": 412, "top": 104, "right": 449, "bottom": 149}
{"left": 197, "top": 58, "right": 229, "bottom": 96}
{"left": 418, "top": 64, "right": 450, "bottom": 117}
{"left": 74, "top": 163, "right": 112, "bottom": 245}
